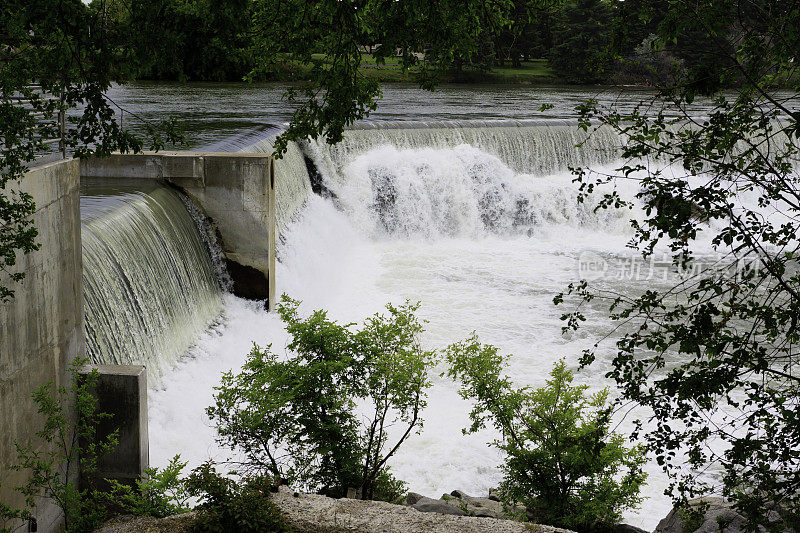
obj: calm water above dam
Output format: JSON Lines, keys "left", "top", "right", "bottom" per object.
{"left": 85, "top": 83, "right": 765, "bottom": 529}
{"left": 106, "top": 81, "right": 727, "bottom": 150}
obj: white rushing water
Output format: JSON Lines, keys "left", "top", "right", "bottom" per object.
{"left": 147, "top": 122, "right": 698, "bottom": 529}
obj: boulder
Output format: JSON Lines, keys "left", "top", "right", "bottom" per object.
{"left": 655, "top": 497, "right": 789, "bottom": 533}
{"left": 611, "top": 524, "right": 649, "bottom": 533}
{"left": 408, "top": 490, "right": 521, "bottom": 519}
{"left": 406, "top": 492, "right": 425, "bottom": 505}
{"left": 461, "top": 497, "right": 510, "bottom": 519}
{"left": 413, "top": 496, "right": 469, "bottom": 516}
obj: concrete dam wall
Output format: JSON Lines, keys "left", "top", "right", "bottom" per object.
{"left": 81, "top": 151, "right": 277, "bottom": 305}
{"left": 0, "top": 158, "right": 84, "bottom": 533}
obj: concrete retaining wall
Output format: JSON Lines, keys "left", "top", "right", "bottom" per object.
{"left": 81, "top": 152, "right": 276, "bottom": 308}
{"left": 0, "top": 158, "right": 84, "bottom": 532}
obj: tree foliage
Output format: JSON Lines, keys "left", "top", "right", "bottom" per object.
{"left": 548, "top": 0, "right": 616, "bottom": 84}
{"left": 118, "top": 0, "right": 253, "bottom": 81}
{"left": 208, "top": 295, "right": 433, "bottom": 501}
{"left": 446, "top": 342, "right": 646, "bottom": 532}
{"left": 0, "top": 0, "right": 183, "bottom": 300}
{"left": 557, "top": 0, "right": 800, "bottom": 529}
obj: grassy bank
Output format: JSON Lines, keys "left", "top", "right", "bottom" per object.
{"left": 277, "top": 54, "right": 560, "bottom": 84}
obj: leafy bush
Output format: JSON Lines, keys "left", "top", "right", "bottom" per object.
{"left": 185, "top": 463, "right": 289, "bottom": 533}
{"left": 0, "top": 502, "right": 32, "bottom": 533}
{"left": 207, "top": 295, "right": 433, "bottom": 500}
{"left": 371, "top": 470, "right": 408, "bottom": 505}
{"left": 102, "top": 455, "right": 190, "bottom": 518}
{"left": 446, "top": 339, "right": 646, "bottom": 532}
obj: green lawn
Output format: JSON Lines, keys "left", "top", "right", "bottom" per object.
{"left": 288, "top": 55, "right": 559, "bottom": 84}
{"left": 492, "top": 60, "right": 554, "bottom": 78}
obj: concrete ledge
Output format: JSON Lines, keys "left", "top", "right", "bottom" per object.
{"left": 80, "top": 151, "right": 269, "bottom": 184}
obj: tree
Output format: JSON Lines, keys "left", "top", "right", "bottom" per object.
{"left": 494, "top": 0, "right": 542, "bottom": 68}
{"left": 248, "top": 0, "right": 514, "bottom": 156}
{"left": 1, "top": 0, "right": 182, "bottom": 301}
{"left": 120, "top": 0, "right": 253, "bottom": 81}
{"left": 446, "top": 341, "right": 646, "bottom": 532}
{"left": 557, "top": 0, "right": 800, "bottom": 528}
{"left": 548, "top": 0, "right": 616, "bottom": 84}
{"left": 207, "top": 295, "right": 434, "bottom": 501}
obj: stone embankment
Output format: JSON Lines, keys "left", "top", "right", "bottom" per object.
{"left": 95, "top": 487, "right": 572, "bottom": 533}
{"left": 271, "top": 487, "right": 565, "bottom": 532}
{"left": 654, "top": 497, "right": 793, "bottom": 533}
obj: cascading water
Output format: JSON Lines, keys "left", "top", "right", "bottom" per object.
{"left": 81, "top": 179, "right": 225, "bottom": 378}
{"left": 304, "top": 120, "right": 621, "bottom": 186}
{"left": 329, "top": 143, "right": 634, "bottom": 238}
{"left": 243, "top": 138, "right": 312, "bottom": 239}
{"left": 241, "top": 119, "right": 622, "bottom": 241}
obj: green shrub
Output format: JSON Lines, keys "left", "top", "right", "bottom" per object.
{"left": 102, "top": 455, "right": 190, "bottom": 518}
{"left": 446, "top": 339, "right": 646, "bottom": 532}
{"left": 185, "top": 463, "right": 289, "bottom": 533}
{"left": 207, "top": 295, "right": 433, "bottom": 500}
{"left": 371, "top": 470, "right": 408, "bottom": 504}
{"left": 0, "top": 502, "right": 32, "bottom": 533}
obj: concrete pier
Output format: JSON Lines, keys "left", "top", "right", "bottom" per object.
{"left": 79, "top": 365, "right": 148, "bottom": 492}
{"left": 81, "top": 152, "right": 277, "bottom": 308}
{"left": 0, "top": 158, "right": 84, "bottom": 533}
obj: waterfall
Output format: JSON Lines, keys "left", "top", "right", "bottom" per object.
{"left": 81, "top": 180, "right": 224, "bottom": 378}
{"left": 240, "top": 120, "right": 622, "bottom": 240}
{"left": 295, "top": 120, "right": 630, "bottom": 239}
{"left": 304, "top": 120, "right": 621, "bottom": 187}
{"left": 243, "top": 138, "right": 313, "bottom": 240}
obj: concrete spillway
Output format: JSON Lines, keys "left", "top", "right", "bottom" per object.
{"left": 75, "top": 121, "right": 623, "bottom": 376}
{"left": 302, "top": 120, "right": 621, "bottom": 186}
{"left": 81, "top": 180, "right": 225, "bottom": 378}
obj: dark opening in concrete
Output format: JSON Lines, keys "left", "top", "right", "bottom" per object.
{"left": 226, "top": 259, "right": 269, "bottom": 302}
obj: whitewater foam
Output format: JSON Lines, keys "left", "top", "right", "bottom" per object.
{"left": 150, "top": 143, "right": 682, "bottom": 529}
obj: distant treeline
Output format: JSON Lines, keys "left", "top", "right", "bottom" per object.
{"left": 97, "top": 0, "right": 741, "bottom": 87}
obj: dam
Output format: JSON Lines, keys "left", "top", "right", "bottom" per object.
{"left": 2, "top": 84, "right": 722, "bottom": 531}
{"left": 76, "top": 119, "right": 623, "bottom": 376}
